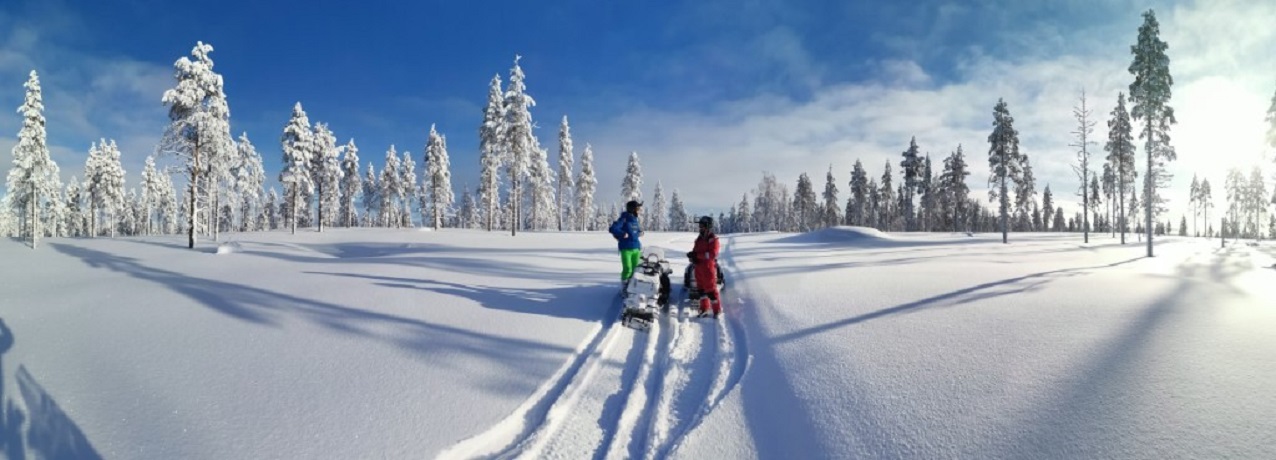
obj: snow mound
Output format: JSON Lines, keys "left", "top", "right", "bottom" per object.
{"left": 771, "top": 226, "right": 895, "bottom": 246}
{"left": 216, "top": 241, "right": 242, "bottom": 255}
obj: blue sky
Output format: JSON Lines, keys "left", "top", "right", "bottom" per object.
{"left": 2, "top": 0, "right": 1274, "bottom": 221}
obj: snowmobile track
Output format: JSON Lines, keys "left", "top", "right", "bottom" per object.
{"left": 438, "top": 237, "right": 751, "bottom": 460}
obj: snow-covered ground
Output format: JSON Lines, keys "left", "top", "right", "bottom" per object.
{"left": 1, "top": 228, "right": 1273, "bottom": 459}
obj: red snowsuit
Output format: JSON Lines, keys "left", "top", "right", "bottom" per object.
{"left": 692, "top": 231, "right": 721, "bottom": 315}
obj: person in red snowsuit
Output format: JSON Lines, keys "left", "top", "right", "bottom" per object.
{"left": 687, "top": 216, "right": 721, "bottom": 318}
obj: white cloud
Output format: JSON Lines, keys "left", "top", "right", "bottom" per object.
{"left": 582, "top": 0, "right": 1276, "bottom": 225}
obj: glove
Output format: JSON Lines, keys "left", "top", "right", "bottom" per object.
{"left": 686, "top": 251, "right": 699, "bottom": 263}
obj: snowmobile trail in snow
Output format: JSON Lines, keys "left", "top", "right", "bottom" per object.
{"left": 437, "top": 237, "right": 750, "bottom": 460}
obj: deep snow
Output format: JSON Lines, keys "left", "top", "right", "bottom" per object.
{"left": 0, "top": 228, "right": 1273, "bottom": 459}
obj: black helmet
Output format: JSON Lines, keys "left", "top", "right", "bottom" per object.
{"left": 696, "top": 216, "right": 713, "bottom": 228}
{"left": 626, "top": 200, "right": 643, "bottom": 212}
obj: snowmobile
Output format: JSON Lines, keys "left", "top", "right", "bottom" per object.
{"left": 682, "top": 260, "right": 726, "bottom": 302}
{"left": 620, "top": 248, "right": 673, "bottom": 331}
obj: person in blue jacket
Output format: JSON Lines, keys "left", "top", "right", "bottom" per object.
{"left": 609, "top": 200, "right": 644, "bottom": 292}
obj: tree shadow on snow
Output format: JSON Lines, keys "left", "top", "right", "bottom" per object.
{"left": 773, "top": 256, "right": 1145, "bottom": 344}
{"left": 48, "top": 242, "right": 582, "bottom": 384}
{"left": 0, "top": 319, "right": 102, "bottom": 460}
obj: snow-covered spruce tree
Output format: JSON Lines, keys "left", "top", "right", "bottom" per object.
{"left": 424, "top": 125, "right": 454, "bottom": 230}
{"left": 1090, "top": 175, "right": 1103, "bottom": 233}
{"left": 1105, "top": 93, "right": 1138, "bottom": 243}
{"left": 650, "top": 182, "right": 668, "bottom": 231}
{"left": 822, "top": 165, "right": 841, "bottom": 228}
{"left": 866, "top": 178, "right": 880, "bottom": 229}
{"left": 279, "top": 102, "right": 315, "bottom": 234}
{"left": 233, "top": 134, "right": 265, "bottom": 232}
{"left": 735, "top": 193, "right": 752, "bottom": 233}
{"left": 362, "top": 162, "right": 378, "bottom": 227}
{"left": 504, "top": 56, "right": 537, "bottom": 236}
{"left": 81, "top": 142, "right": 104, "bottom": 237}
{"left": 141, "top": 155, "right": 163, "bottom": 234}
{"left": 380, "top": 146, "right": 401, "bottom": 227}
{"left": 1042, "top": 185, "right": 1055, "bottom": 232}
{"left": 848, "top": 160, "right": 869, "bottom": 226}
{"left": 1199, "top": 178, "right": 1213, "bottom": 237}
{"left": 160, "top": 173, "right": 179, "bottom": 234}
{"left": 1102, "top": 164, "right": 1115, "bottom": 235}
{"left": 1070, "top": 89, "right": 1097, "bottom": 242}
{"left": 988, "top": 98, "right": 1024, "bottom": 243}
{"left": 207, "top": 123, "right": 237, "bottom": 239}
{"left": 7, "top": 71, "right": 60, "bottom": 248}
{"left": 479, "top": 74, "right": 505, "bottom": 232}
{"left": 64, "top": 177, "right": 85, "bottom": 237}
{"left": 1247, "top": 167, "right": 1267, "bottom": 238}
{"left": 399, "top": 146, "right": 417, "bottom": 228}
{"left": 264, "top": 187, "right": 280, "bottom": 230}
{"left": 526, "top": 136, "right": 556, "bottom": 231}
{"left": 668, "top": 189, "right": 688, "bottom": 232}
{"left": 878, "top": 162, "right": 894, "bottom": 231}
{"left": 1015, "top": 155, "right": 1037, "bottom": 232}
{"left": 1128, "top": 9, "right": 1177, "bottom": 256}
{"left": 1189, "top": 174, "right": 1200, "bottom": 236}
{"left": 557, "top": 115, "right": 575, "bottom": 231}
{"left": 311, "top": 123, "right": 342, "bottom": 232}
{"left": 621, "top": 151, "right": 643, "bottom": 205}
{"left": 97, "top": 140, "right": 126, "bottom": 237}
{"left": 940, "top": 145, "right": 971, "bottom": 232}
{"left": 899, "top": 136, "right": 923, "bottom": 231}
{"left": 919, "top": 155, "right": 935, "bottom": 231}
{"left": 339, "top": 139, "right": 360, "bottom": 227}
{"left": 792, "top": 172, "right": 817, "bottom": 232}
{"left": 575, "top": 143, "right": 597, "bottom": 231}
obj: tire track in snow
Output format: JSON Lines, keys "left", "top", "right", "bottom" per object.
{"left": 436, "top": 298, "right": 625, "bottom": 459}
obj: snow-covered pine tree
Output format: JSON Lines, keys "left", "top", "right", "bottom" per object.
{"left": 279, "top": 102, "right": 315, "bottom": 235}
{"left": 82, "top": 142, "right": 103, "bottom": 237}
{"left": 504, "top": 56, "right": 537, "bottom": 236}
{"left": 1200, "top": 178, "right": 1213, "bottom": 238}
{"left": 1042, "top": 185, "right": 1055, "bottom": 232}
{"left": 575, "top": 143, "right": 597, "bottom": 231}
{"left": 940, "top": 145, "right": 971, "bottom": 232}
{"left": 399, "top": 147, "right": 417, "bottom": 228}
{"left": 526, "top": 136, "right": 555, "bottom": 231}
{"left": 206, "top": 125, "right": 237, "bottom": 239}
{"left": 234, "top": 134, "right": 265, "bottom": 232}
{"left": 339, "top": 140, "right": 361, "bottom": 227}
{"left": 1105, "top": 93, "right": 1137, "bottom": 243}
{"left": 1070, "top": 89, "right": 1096, "bottom": 243}
{"left": 1128, "top": 9, "right": 1176, "bottom": 255}
{"left": 649, "top": 182, "right": 668, "bottom": 231}
{"left": 362, "top": 162, "right": 378, "bottom": 227}
{"left": 1189, "top": 174, "right": 1200, "bottom": 236}
{"left": 899, "top": 136, "right": 923, "bottom": 230}
{"left": 622, "top": 151, "right": 643, "bottom": 204}
{"left": 1090, "top": 175, "right": 1102, "bottom": 234}
{"left": 425, "top": 125, "right": 455, "bottom": 230}
{"left": 822, "top": 165, "right": 841, "bottom": 228}
{"left": 668, "top": 189, "right": 689, "bottom": 232}
{"left": 7, "top": 71, "right": 60, "bottom": 248}
{"left": 380, "top": 147, "right": 401, "bottom": 227}
{"left": 556, "top": 115, "right": 575, "bottom": 231}
{"left": 988, "top": 98, "right": 1024, "bottom": 243}
{"left": 479, "top": 74, "right": 505, "bottom": 232}
{"left": 848, "top": 160, "right": 869, "bottom": 226}
{"left": 160, "top": 42, "right": 233, "bottom": 248}
{"left": 866, "top": 178, "right": 880, "bottom": 229}
{"left": 311, "top": 123, "right": 343, "bottom": 232}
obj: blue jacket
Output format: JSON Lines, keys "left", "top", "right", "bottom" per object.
{"left": 608, "top": 212, "right": 643, "bottom": 251}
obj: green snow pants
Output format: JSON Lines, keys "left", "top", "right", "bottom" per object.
{"left": 620, "top": 248, "right": 642, "bottom": 281}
